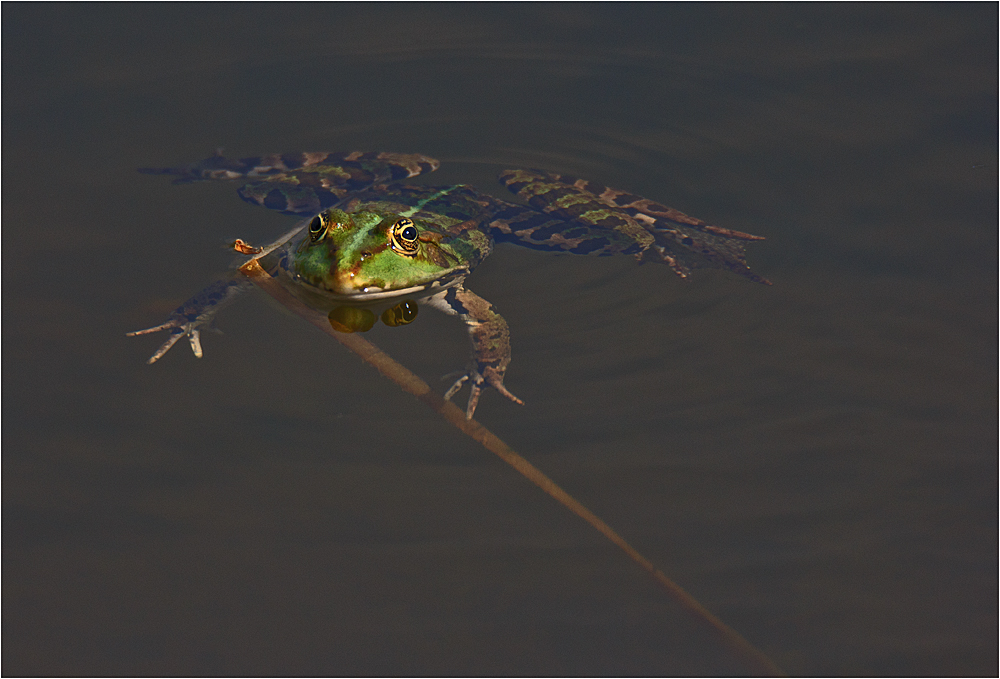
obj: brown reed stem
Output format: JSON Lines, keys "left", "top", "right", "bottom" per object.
{"left": 239, "top": 257, "right": 784, "bottom": 677}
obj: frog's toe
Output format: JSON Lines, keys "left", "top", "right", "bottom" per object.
{"left": 146, "top": 330, "right": 186, "bottom": 364}
{"left": 188, "top": 329, "right": 204, "bottom": 359}
{"left": 443, "top": 375, "right": 485, "bottom": 420}
{"left": 127, "top": 318, "right": 205, "bottom": 363}
{"left": 443, "top": 372, "right": 469, "bottom": 402}
{"left": 126, "top": 320, "right": 182, "bottom": 336}
{"left": 464, "top": 383, "right": 484, "bottom": 420}
{"left": 488, "top": 377, "right": 524, "bottom": 407}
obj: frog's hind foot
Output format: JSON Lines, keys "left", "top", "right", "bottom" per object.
{"left": 632, "top": 208, "right": 772, "bottom": 285}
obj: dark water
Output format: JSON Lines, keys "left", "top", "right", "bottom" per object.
{"left": 5, "top": 4, "right": 996, "bottom": 675}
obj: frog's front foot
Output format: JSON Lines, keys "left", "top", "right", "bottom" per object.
{"left": 444, "top": 364, "right": 524, "bottom": 420}
{"left": 127, "top": 315, "right": 210, "bottom": 364}
{"left": 128, "top": 277, "right": 253, "bottom": 363}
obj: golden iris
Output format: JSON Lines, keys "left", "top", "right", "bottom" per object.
{"left": 390, "top": 218, "right": 419, "bottom": 255}
{"left": 308, "top": 213, "right": 328, "bottom": 243}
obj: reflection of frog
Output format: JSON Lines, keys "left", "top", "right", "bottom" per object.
{"left": 130, "top": 151, "right": 769, "bottom": 418}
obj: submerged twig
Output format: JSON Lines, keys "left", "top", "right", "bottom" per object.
{"left": 239, "top": 256, "right": 784, "bottom": 677}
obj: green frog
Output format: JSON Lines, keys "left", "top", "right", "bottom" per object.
{"left": 130, "top": 151, "right": 769, "bottom": 418}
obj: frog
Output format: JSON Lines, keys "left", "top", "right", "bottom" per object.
{"left": 129, "top": 151, "right": 769, "bottom": 418}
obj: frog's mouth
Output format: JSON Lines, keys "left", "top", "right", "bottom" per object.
{"left": 295, "top": 265, "right": 470, "bottom": 303}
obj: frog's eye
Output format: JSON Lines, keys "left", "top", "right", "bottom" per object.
{"left": 390, "top": 218, "right": 419, "bottom": 256}
{"left": 308, "top": 214, "right": 328, "bottom": 243}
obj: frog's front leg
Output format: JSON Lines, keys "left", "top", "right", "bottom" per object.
{"left": 127, "top": 276, "right": 254, "bottom": 363}
{"left": 424, "top": 286, "right": 523, "bottom": 419}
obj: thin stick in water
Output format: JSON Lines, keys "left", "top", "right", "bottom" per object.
{"left": 239, "top": 257, "right": 784, "bottom": 677}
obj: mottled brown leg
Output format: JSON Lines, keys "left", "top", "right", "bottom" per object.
{"left": 497, "top": 168, "right": 770, "bottom": 284}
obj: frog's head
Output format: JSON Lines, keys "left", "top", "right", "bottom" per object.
{"left": 292, "top": 208, "right": 470, "bottom": 297}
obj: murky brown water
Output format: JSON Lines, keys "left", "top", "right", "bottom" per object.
{"left": 5, "top": 4, "right": 996, "bottom": 675}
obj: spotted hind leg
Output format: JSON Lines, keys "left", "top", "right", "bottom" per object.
{"left": 496, "top": 169, "right": 770, "bottom": 284}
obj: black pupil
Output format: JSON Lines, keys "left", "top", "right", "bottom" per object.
{"left": 309, "top": 216, "right": 322, "bottom": 232}
{"left": 401, "top": 226, "right": 417, "bottom": 241}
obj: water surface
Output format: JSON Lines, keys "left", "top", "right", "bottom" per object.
{"left": 5, "top": 4, "right": 996, "bottom": 675}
